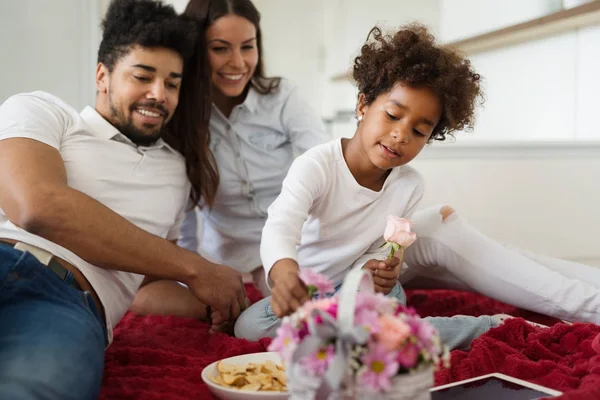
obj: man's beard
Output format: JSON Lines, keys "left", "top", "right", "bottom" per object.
{"left": 109, "top": 98, "right": 169, "bottom": 146}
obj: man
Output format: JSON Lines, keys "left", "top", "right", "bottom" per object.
{"left": 0, "top": 0, "right": 246, "bottom": 398}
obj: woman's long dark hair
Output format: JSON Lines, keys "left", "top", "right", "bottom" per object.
{"left": 164, "top": 13, "right": 219, "bottom": 208}
{"left": 184, "top": 0, "right": 280, "bottom": 95}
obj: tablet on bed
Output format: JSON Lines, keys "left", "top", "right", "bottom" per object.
{"left": 429, "top": 373, "right": 562, "bottom": 399}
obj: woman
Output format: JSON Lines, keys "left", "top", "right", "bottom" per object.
{"left": 131, "top": 0, "right": 329, "bottom": 320}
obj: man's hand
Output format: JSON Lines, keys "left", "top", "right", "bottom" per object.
{"left": 269, "top": 259, "right": 310, "bottom": 318}
{"left": 184, "top": 262, "right": 247, "bottom": 325}
{"left": 362, "top": 256, "right": 402, "bottom": 295}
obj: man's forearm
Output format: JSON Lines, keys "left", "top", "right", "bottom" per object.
{"left": 23, "top": 187, "right": 204, "bottom": 282}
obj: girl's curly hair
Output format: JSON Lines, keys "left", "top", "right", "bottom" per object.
{"left": 353, "top": 24, "right": 483, "bottom": 141}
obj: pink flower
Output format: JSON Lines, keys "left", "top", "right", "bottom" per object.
{"left": 405, "top": 316, "right": 440, "bottom": 354}
{"left": 268, "top": 322, "right": 299, "bottom": 363}
{"left": 300, "top": 345, "right": 335, "bottom": 376}
{"left": 355, "top": 308, "right": 380, "bottom": 333}
{"left": 301, "top": 298, "right": 337, "bottom": 318}
{"left": 383, "top": 216, "right": 416, "bottom": 248}
{"left": 355, "top": 291, "right": 397, "bottom": 315}
{"left": 397, "top": 343, "right": 420, "bottom": 368}
{"left": 358, "top": 342, "right": 399, "bottom": 392}
{"left": 376, "top": 315, "right": 411, "bottom": 350}
{"left": 298, "top": 269, "right": 334, "bottom": 298}
{"left": 415, "top": 319, "right": 437, "bottom": 344}
{"left": 325, "top": 303, "right": 338, "bottom": 319}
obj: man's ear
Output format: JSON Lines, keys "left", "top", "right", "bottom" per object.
{"left": 356, "top": 93, "right": 368, "bottom": 120}
{"left": 95, "top": 63, "right": 110, "bottom": 93}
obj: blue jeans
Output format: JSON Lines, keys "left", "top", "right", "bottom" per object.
{"left": 0, "top": 245, "right": 106, "bottom": 400}
{"left": 234, "top": 282, "right": 497, "bottom": 350}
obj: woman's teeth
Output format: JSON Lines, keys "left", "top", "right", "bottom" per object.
{"left": 222, "top": 73, "right": 244, "bottom": 80}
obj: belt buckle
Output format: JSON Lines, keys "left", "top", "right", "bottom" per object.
{"left": 14, "top": 242, "right": 75, "bottom": 286}
{"left": 14, "top": 242, "right": 53, "bottom": 266}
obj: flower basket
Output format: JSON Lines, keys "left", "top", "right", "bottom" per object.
{"left": 269, "top": 268, "right": 448, "bottom": 400}
{"left": 343, "top": 365, "right": 434, "bottom": 400}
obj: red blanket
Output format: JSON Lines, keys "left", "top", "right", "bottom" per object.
{"left": 101, "top": 287, "right": 600, "bottom": 399}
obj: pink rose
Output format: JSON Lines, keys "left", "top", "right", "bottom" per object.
{"left": 383, "top": 216, "right": 416, "bottom": 248}
{"left": 376, "top": 315, "right": 411, "bottom": 351}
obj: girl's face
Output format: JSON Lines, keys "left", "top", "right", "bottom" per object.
{"left": 206, "top": 14, "right": 259, "bottom": 99}
{"left": 356, "top": 83, "right": 441, "bottom": 171}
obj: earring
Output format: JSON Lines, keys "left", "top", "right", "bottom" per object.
{"left": 357, "top": 115, "right": 363, "bottom": 122}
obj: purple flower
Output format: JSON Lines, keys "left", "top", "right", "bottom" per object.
{"left": 300, "top": 345, "right": 335, "bottom": 376}
{"left": 298, "top": 269, "right": 334, "bottom": 298}
{"left": 357, "top": 342, "right": 399, "bottom": 392}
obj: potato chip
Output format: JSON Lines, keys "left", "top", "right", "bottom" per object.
{"left": 275, "top": 370, "right": 287, "bottom": 386}
{"left": 239, "top": 383, "right": 261, "bottom": 391}
{"left": 209, "top": 359, "right": 288, "bottom": 392}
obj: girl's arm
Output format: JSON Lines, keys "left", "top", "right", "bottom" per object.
{"left": 261, "top": 149, "right": 328, "bottom": 283}
{"left": 260, "top": 149, "right": 329, "bottom": 316}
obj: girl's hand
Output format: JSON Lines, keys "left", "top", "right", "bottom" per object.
{"left": 363, "top": 256, "right": 402, "bottom": 295}
{"left": 269, "top": 259, "right": 310, "bottom": 317}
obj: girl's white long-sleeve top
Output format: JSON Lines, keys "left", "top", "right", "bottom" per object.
{"left": 261, "top": 138, "right": 424, "bottom": 286}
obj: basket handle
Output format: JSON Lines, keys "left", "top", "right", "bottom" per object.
{"left": 336, "top": 267, "right": 375, "bottom": 332}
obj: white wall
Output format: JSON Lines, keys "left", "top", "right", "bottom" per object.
{"left": 412, "top": 148, "right": 600, "bottom": 263}
{"left": 576, "top": 24, "right": 600, "bottom": 139}
{"left": 439, "top": 0, "right": 600, "bottom": 142}
{"left": 253, "top": 0, "right": 328, "bottom": 117}
{"left": 0, "top": 0, "right": 100, "bottom": 109}
{"left": 465, "top": 32, "right": 578, "bottom": 141}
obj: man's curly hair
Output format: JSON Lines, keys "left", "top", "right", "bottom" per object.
{"left": 353, "top": 24, "right": 483, "bottom": 142}
{"left": 98, "top": 0, "right": 198, "bottom": 70}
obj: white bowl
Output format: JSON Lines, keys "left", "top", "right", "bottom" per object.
{"left": 201, "top": 352, "right": 288, "bottom": 400}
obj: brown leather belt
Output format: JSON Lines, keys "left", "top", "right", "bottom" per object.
{"left": 0, "top": 238, "right": 105, "bottom": 323}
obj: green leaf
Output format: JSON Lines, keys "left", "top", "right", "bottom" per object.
{"left": 378, "top": 241, "right": 391, "bottom": 249}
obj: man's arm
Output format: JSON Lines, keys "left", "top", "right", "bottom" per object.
{"left": 0, "top": 138, "right": 196, "bottom": 281}
{"left": 0, "top": 138, "right": 246, "bottom": 321}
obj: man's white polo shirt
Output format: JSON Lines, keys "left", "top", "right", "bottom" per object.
{"left": 0, "top": 91, "right": 191, "bottom": 343}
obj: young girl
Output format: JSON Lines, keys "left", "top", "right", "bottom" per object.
{"left": 235, "top": 26, "right": 498, "bottom": 348}
{"left": 235, "top": 24, "right": 503, "bottom": 350}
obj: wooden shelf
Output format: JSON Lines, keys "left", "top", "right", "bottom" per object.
{"left": 446, "top": 1, "right": 600, "bottom": 54}
{"left": 331, "top": 1, "right": 600, "bottom": 82}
